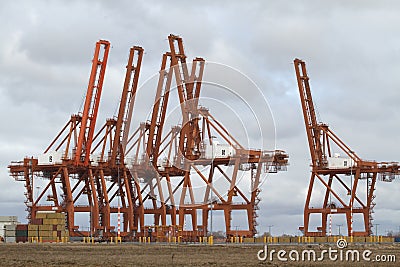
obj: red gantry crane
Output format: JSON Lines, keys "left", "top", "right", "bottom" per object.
{"left": 126, "top": 34, "right": 288, "bottom": 241}
{"left": 8, "top": 35, "right": 289, "bottom": 242}
{"left": 294, "top": 58, "right": 400, "bottom": 237}
{"left": 9, "top": 40, "right": 110, "bottom": 237}
{"left": 90, "top": 45, "right": 144, "bottom": 238}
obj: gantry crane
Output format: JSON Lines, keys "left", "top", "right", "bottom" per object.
{"left": 294, "top": 58, "right": 400, "bottom": 237}
{"left": 9, "top": 35, "right": 289, "bottom": 242}
{"left": 126, "top": 34, "right": 288, "bottom": 241}
{"left": 9, "top": 40, "right": 110, "bottom": 237}
{"left": 90, "top": 46, "right": 144, "bottom": 237}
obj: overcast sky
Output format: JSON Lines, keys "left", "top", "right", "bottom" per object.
{"left": 1, "top": 0, "right": 399, "bottom": 236}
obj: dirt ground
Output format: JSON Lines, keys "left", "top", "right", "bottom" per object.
{"left": 0, "top": 242, "right": 399, "bottom": 266}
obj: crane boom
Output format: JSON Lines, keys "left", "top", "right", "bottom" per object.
{"left": 146, "top": 53, "right": 174, "bottom": 166}
{"left": 75, "top": 40, "right": 110, "bottom": 166}
{"left": 111, "top": 46, "right": 144, "bottom": 166}
{"left": 168, "top": 34, "right": 205, "bottom": 160}
{"left": 294, "top": 59, "right": 324, "bottom": 167}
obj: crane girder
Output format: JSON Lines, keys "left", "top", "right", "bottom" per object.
{"left": 294, "top": 58, "right": 400, "bottom": 237}
{"left": 75, "top": 40, "right": 110, "bottom": 166}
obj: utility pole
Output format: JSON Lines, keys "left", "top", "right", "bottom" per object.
{"left": 117, "top": 156, "right": 121, "bottom": 241}
{"left": 374, "top": 223, "right": 380, "bottom": 236}
{"left": 268, "top": 225, "right": 274, "bottom": 236}
{"left": 210, "top": 182, "right": 213, "bottom": 237}
{"left": 234, "top": 225, "right": 239, "bottom": 238}
{"left": 336, "top": 224, "right": 343, "bottom": 236}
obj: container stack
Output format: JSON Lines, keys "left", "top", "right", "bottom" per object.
{"left": 28, "top": 212, "right": 69, "bottom": 242}
{"left": 4, "top": 224, "right": 16, "bottom": 243}
{"left": 16, "top": 224, "right": 28, "bottom": 243}
{"left": 0, "top": 216, "right": 19, "bottom": 242}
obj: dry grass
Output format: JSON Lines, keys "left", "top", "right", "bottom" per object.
{"left": 0, "top": 242, "right": 398, "bottom": 266}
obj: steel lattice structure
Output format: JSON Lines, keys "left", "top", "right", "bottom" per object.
{"left": 8, "top": 36, "right": 288, "bottom": 241}
{"left": 294, "top": 59, "right": 400, "bottom": 237}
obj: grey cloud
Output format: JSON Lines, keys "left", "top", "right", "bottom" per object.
{"left": 0, "top": 0, "right": 399, "bottom": 235}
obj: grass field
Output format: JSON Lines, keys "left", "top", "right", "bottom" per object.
{"left": 0, "top": 242, "right": 399, "bottom": 266}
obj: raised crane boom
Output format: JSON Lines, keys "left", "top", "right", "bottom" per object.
{"left": 111, "top": 46, "right": 144, "bottom": 167}
{"left": 294, "top": 59, "right": 325, "bottom": 167}
{"left": 168, "top": 34, "right": 205, "bottom": 161}
{"left": 75, "top": 40, "right": 110, "bottom": 166}
{"left": 145, "top": 35, "right": 205, "bottom": 168}
{"left": 294, "top": 58, "right": 399, "bottom": 237}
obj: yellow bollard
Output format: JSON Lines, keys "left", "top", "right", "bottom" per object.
{"left": 264, "top": 236, "right": 267, "bottom": 243}
{"left": 240, "top": 236, "right": 243, "bottom": 243}
{"left": 178, "top": 236, "right": 181, "bottom": 243}
{"left": 147, "top": 236, "right": 150, "bottom": 243}
{"left": 209, "top": 235, "right": 213, "bottom": 245}
{"left": 173, "top": 236, "right": 176, "bottom": 243}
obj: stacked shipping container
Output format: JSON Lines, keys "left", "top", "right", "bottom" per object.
{"left": 4, "top": 224, "right": 16, "bottom": 243}
{"left": 16, "top": 224, "right": 28, "bottom": 243}
{"left": 28, "top": 212, "right": 69, "bottom": 242}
